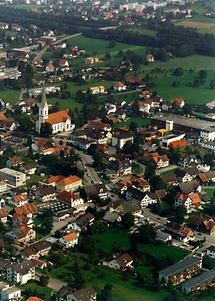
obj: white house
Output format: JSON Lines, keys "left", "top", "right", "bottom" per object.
{"left": 0, "top": 282, "right": 21, "bottom": 301}
{"left": 59, "top": 232, "right": 79, "bottom": 248}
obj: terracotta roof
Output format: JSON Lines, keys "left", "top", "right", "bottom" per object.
{"left": 46, "top": 175, "right": 65, "bottom": 185}
{"left": 13, "top": 192, "right": 28, "bottom": 204}
{"left": 58, "top": 175, "right": 82, "bottom": 187}
{"left": 0, "top": 208, "right": 8, "bottom": 218}
{"left": 14, "top": 203, "right": 38, "bottom": 215}
{"left": 47, "top": 110, "right": 71, "bottom": 125}
{"left": 63, "top": 232, "right": 78, "bottom": 242}
{"left": 26, "top": 297, "right": 44, "bottom": 301}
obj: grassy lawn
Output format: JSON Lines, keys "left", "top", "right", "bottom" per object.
{"left": 151, "top": 70, "right": 215, "bottom": 104}
{"left": 23, "top": 282, "right": 53, "bottom": 300}
{"left": 0, "top": 89, "right": 20, "bottom": 104}
{"left": 113, "top": 117, "right": 151, "bottom": 129}
{"left": 144, "top": 55, "right": 215, "bottom": 71}
{"left": 47, "top": 96, "right": 83, "bottom": 110}
{"left": 203, "top": 188, "right": 215, "bottom": 200}
{"left": 159, "top": 168, "right": 177, "bottom": 177}
{"left": 139, "top": 244, "right": 188, "bottom": 263}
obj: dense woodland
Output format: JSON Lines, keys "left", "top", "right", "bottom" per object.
{"left": 0, "top": 6, "right": 108, "bottom": 34}
{"left": 84, "top": 23, "right": 215, "bottom": 57}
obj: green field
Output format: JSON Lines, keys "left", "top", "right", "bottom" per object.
{"left": 203, "top": 188, "right": 215, "bottom": 199}
{"left": 151, "top": 70, "right": 215, "bottom": 104}
{"left": 113, "top": 116, "right": 151, "bottom": 129}
{"left": 128, "top": 26, "right": 157, "bottom": 36}
{"left": 23, "top": 282, "right": 53, "bottom": 300}
{"left": 174, "top": 17, "right": 215, "bottom": 34}
{"left": 0, "top": 89, "right": 20, "bottom": 104}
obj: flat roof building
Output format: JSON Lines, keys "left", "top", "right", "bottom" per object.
{"left": 0, "top": 168, "right": 26, "bottom": 188}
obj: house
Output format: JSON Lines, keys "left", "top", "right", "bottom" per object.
{"left": 103, "top": 211, "right": 121, "bottom": 224}
{"left": 6, "top": 156, "right": 23, "bottom": 168}
{"left": 136, "top": 101, "right": 151, "bottom": 114}
{"left": 127, "top": 76, "right": 143, "bottom": 87}
{"left": 114, "top": 159, "right": 132, "bottom": 176}
{"left": 6, "top": 225, "right": 36, "bottom": 244}
{"left": 8, "top": 192, "right": 29, "bottom": 207}
{"left": 21, "top": 241, "right": 51, "bottom": 260}
{"left": 76, "top": 212, "right": 95, "bottom": 230}
{"left": 0, "top": 112, "right": 16, "bottom": 132}
{"left": 89, "top": 86, "right": 105, "bottom": 95}
{"left": 45, "top": 175, "right": 65, "bottom": 187}
{"left": 56, "top": 286, "right": 74, "bottom": 301}
{"left": 85, "top": 57, "right": 99, "bottom": 64}
{"left": 188, "top": 215, "right": 215, "bottom": 235}
{"left": 57, "top": 191, "right": 84, "bottom": 208}
{"left": 112, "top": 130, "right": 134, "bottom": 149}
{"left": 0, "top": 282, "right": 21, "bottom": 301}
{"left": 114, "top": 200, "right": 141, "bottom": 215}
{"left": 12, "top": 203, "right": 38, "bottom": 217}
{"left": 45, "top": 62, "right": 55, "bottom": 73}
{"left": 156, "top": 230, "right": 172, "bottom": 243}
{"left": 57, "top": 175, "right": 82, "bottom": 192}
{"left": 0, "top": 209, "right": 8, "bottom": 224}
{"left": 126, "top": 186, "right": 157, "bottom": 207}
{"left": 182, "top": 269, "right": 215, "bottom": 294}
{"left": 143, "top": 152, "right": 169, "bottom": 169}
{"left": 0, "top": 168, "right": 26, "bottom": 188}
{"left": 84, "top": 183, "right": 108, "bottom": 201}
{"left": 175, "top": 192, "right": 202, "bottom": 210}
{"left": 35, "top": 185, "right": 56, "bottom": 202}
{"left": 68, "top": 287, "right": 97, "bottom": 301}
{"left": 159, "top": 256, "right": 202, "bottom": 286}
{"left": 59, "top": 232, "right": 79, "bottom": 248}
{"left": 32, "top": 138, "right": 54, "bottom": 153}
{"left": 165, "top": 222, "right": 195, "bottom": 243}
{"left": 113, "top": 82, "right": 127, "bottom": 92}
{"left": 21, "top": 163, "right": 37, "bottom": 175}
{"left": 178, "top": 180, "right": 201, "bottom": 194}
{"left": 146, "top": 53, "right": 155, "bottom": 62}
{"left": 205, "top": 245, "right": 215, "bottom": 258}
{"left": 6, "top": 260, "right": 35, "bottom": 285}
{"left": 11, "top": 213, "right": 32, "bottom": 228}
{"left": 0, "top": 181, "right": 8, "bottom": 194}
{"left": 176, "top": 168, "right": 199, "bottom": 183}
{"left": 161, "top": 174, "right": 178, "bottom": 186}
{"left": 103, "top": 253, "right": 133, "bottom": 271}
{"left": 169, "top": 98, "right": 185, "bottom": 108}
{"left": 36, "top": 87, "right": 75, "bottom": 134}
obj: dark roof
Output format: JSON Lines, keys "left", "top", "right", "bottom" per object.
{"left": 56, "top": 286, "right": 73, "bottom": 299}
{"left": 84, "top": 183, "right": 107, "bottom": 198}
{"left": 179, "top": 180, "right": 200, "bottom": 194}
{"left": 161, "top": 173, "right": 177, "bottom": 185}
{"left": 159, "top": 256, "right": 201, "bottom": 278}
{"left": 72, "top": 287, "right": 97, "bottom": 301}
{"left": 37, "top": 185, "right": 56, "bottom": 197}
{"left": 182, "top": 269, "right": 215, "bottom": 291}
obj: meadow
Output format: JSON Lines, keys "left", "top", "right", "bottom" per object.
{"left": 174, "top": 17, "right": 215, "bottom": 34}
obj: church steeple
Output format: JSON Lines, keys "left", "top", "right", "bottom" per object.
{"left": 36, "top": 86, "right": 49, "bottom": 133}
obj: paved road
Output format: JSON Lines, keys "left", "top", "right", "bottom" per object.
{"left": 34, "top": 33, "right": 81, "bottom": 61}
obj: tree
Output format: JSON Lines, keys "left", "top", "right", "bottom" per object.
{"left": 104, "top": 52, "right": 111, "bottom": 60}
{"left": 183, "top": 104, "right": 193, "bottom": 115}
{"left": 122, "top": 212, "right": 134, "bottom": 229}
{"left": 173, "top": 67, "right": 184, "bottom": 76}
{"left": 99, "top": 283, "right": 113, "bottom": 301}
{"left": 40, "top": 122, "right": 52, "bottom": 137}
{"left": 138, "top": 223, "right": 156, "bottom": 244}
{"left": 149, "top": 175, "right": 165, "bottom": 191}
{"left": 209, "top": 79, "right": 215, "bottom": 89}
{"left": 40, "top": 275, "right": 49, "bottom": 287}
{"left": 73, "top": 258, "right": 85, "bottom": 289}
{"left": 129, "top": 121, "right": 138, "bottom": 132}
{"left": 199, "top": 70, "right": 207, "bottom": 80}
{"left": 108, "top": 41, "right": 116, "bottom": 48}
{"left": 203, "top": 255, "right": 215, "bottom": 269}
{"left": 176, "top": 205, "right": 187, "bottom": 221}
{"left": 144, "top": 162, "right": 156, "bottom": 180}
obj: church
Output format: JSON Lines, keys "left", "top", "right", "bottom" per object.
{"left": 36, "top": 87, "right": 75, "bottom": 134}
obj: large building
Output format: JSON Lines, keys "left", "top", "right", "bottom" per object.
{"left": 182, "top": 269, "right": 215, "bottom": 294}
{"left": 159, "top": 256, "right": 202, "bottom": 286}
{"left": 0, "top": 168, "right": 26, "bottom": 188}
{"left": 36, "top": 87, "right": 75, "bottom": 134}
{"left": 153, "top": 114, "right": 215, "bottom": 141}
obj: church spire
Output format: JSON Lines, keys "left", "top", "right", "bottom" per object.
{"left": 41, "top": 86, "right": 47, "bottom": 106}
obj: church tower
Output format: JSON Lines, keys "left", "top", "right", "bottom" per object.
{"left": 36, "top": 86, "right": 49, "bottom": 133}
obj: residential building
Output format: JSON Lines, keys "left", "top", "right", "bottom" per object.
{"left": 0, "top": 180, "right": 7, "bottom": 194}
{"left": 57, "top": 191, "right": 84, "bottom": 208}
{"left": 113, "top": 82, "right": 127, "bottom": 92}
{"left": 0, "top": 282, "right": 21, "bottom": 301}
{"left": 59, "top": 232, "right": 79, "bottom": 248}
{"left": 6, "top": 260, "right": 35, "bottom": 285}
{"left": 35, "top": 185, "right": 56, "bottom": 202}
{"left": 112, "top": 130, "right": 134, "bottom": 149}
{"left": 159, "top": 256, "right": 202, "bottom": 286}
{"left": 0, "top": 168, "right": 26, "bottom": 188}
{"left": 182, "top": 269, "right": 215, "bottom": 294}
{"left": 67, "top": 287, "right": 97, "bottom": 301}
{"left": 84, "top": 183, "right": 108, "bottom": 201}
{"left": 21, "top": 241, "right": 51, "bottom": 260}
{"left": 103, "top": 253, "right": 133, "bottom": 271}
{"left": 57, "top": 175, "right": 82, "bottom": 192}
{"left": 175, "top": 192, "right": 202, "bottom": 210}
{"left": 126, "top": 186, "right": 157, "bottom": 207}
{"left": 89, "top": 86, "right": 106, "bottom": 95}
{"left": 6, "top": 225, "right": 36, "bottom": 244}
{"left": 8, "top": 192, "right": 28, "bottom": 207}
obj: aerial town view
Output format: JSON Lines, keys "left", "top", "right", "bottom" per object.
{"left": 0, "top": 0, "right": 214, "bottom": 300}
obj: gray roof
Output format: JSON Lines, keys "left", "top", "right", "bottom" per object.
{"left": 103, "top": 211, "right": 120, "bottom": 223}
{"left": 159, "top": 256, "right": 201, "bottom": 278}
{"left": 182, "top": 269, "right": 215, "bottom": 291}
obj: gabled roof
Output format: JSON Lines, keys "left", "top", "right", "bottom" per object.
{"left": 63, "top": 232, "right": 78, "bottom": 242}
{"left": 47, "top": 110, "right": 71, "bottom": 125}
{"left": 58, "top": 175, "right": 82, "bottom": 187}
